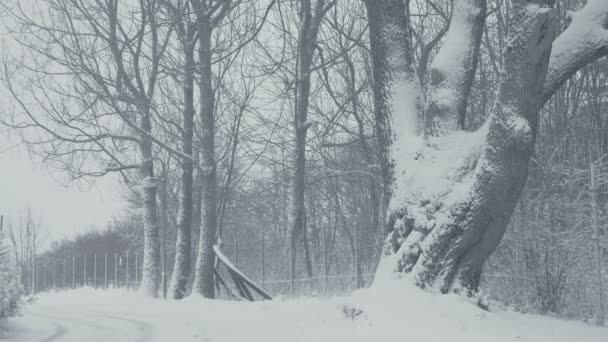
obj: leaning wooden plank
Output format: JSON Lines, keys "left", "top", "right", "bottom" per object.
{"left": 213, "top": 268, "right": 239, "bottom": 300}
{"left": 213, "top": 245, "right": 272, "bottom": 300}
{"left": 228, "top": 269, "right": 254, "bottom": 301}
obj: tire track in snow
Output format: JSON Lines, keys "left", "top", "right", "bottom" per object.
{"left": 95, "top": 314, "right": 155, "bottom": 342}
{"left": 36, "top": 322, "right": 67, "bottom": 342}
{"left": 28, "top": 307, "right": 145, "bottom": 341}
{"left": 29, "top": 311, "right": 107, "bottom": 332}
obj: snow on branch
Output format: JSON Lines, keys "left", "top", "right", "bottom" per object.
{"left": 543, "top": 0, "right": 608, "bottom": 104}
{"left": 141, "top": 176, "right": 160, "bottom": 189}
{"left": 427, "top": 0, "right": 486, "bottom": 135}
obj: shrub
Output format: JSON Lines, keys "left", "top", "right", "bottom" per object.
{"left": 0, "top": 232, "right": 22, "bottom": 319}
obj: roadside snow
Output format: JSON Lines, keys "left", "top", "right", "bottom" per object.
{"left": 2, "top": 281, "right": 607, "bottom": 342}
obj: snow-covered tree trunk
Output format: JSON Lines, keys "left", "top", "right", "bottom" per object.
{"left": 365, "top": 0, "right": 415, "bottom": 221}
{"left": 168, "top": 21, "right": 196, "bottom": 300}
{"left": 369, "top": 0, "right": 608, "bottom": 293}
{"left": 140, "top": 113, "right": 161, "bottom": 297}
{"left": 192, "top": 15, "right": 217, "bottom": 298}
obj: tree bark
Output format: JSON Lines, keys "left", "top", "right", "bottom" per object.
{"left": 589, "top": 145, "right": 606, "bottom": 325}
{"left": 168, "top": 23, "right": 196, "bottom": 300}
{"left": 192, "top": 15, "right": 217, "bottom": 298}
{"left": 365, "top": 0, "right": 415, "bottom": 229}
{"left": 140, "top": 108, "right": 161, "bottom": 297}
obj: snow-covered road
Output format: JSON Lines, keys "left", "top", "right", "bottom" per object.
{"left": 6, "top": 299, "right": 165, "bottom": 342}
{"left": 3, "top": 284, "right": 608, "bottom": 342}
{"left": 4, "top": 288, "right": 347, "bottom": 342}
{"left": 2, "top": 290, "right": 220, "bottom": 342}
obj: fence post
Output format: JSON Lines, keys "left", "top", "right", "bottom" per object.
{"left": 83, "top": 254, "right": 87, "bottom": 287}
{"left": 32, "top": 257, "right": 36, "bottom": 295}
{"left": 126, "top": 253, "right": 129, "bottom": 289}
{"left": 260, "top": 233, "right": 265, "bottom": 283}
{"left": 104, "top": 253, "right": 108, "bottom": 289}
{"left": 42, "top": 262, "right": 46, "bottom": 291}
{"left": 354, "top": 225, "right": 358, "bottom": 290}
{"left": 322, "top": 222, "right": 328, "bottom": 294}
{"left": 53, "top": 260, "right": 56, "bottom": 289}
{"left": 35, "top": 260, "right": 39, "bottom": 293}
{"left": 38, "top": 262, "right": 41, "bottom": 293}
{"left": 72, "top": 255, "right": 75, "bottom": 288}
{"left": 135, "top": 253, "right": 138, "bottom": 287}
{"left": 114, "top": 253, "right": 118, "bottom": 288}
{"left": 289, "top": 247, "right": 294, "bottom": 296}
{"left": 63, "top": 259, "right": 66, "bottom": 288}
{"left": 94, "top": 253, "right": 97, "bottom": 288}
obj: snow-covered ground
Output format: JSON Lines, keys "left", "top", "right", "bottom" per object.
{"left": 2, "top": 280, "right": 607, "bottom": 342}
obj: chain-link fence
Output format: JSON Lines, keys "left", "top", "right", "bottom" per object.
{"left": 23, "top": 252, "right": 375, "bottom": 299}
{"left": 257, "top": 274, "right": 375, "bottom": 298}
{"left": 24, "top": 253, "right": 143, "bottom": 294}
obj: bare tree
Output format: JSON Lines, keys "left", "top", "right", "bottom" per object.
{"left": 188, "top": 0, "right": 263, "bottom": 298}
{"left": 161, "top": 0, "right": 197, "bottom": 300}
{"left": 2, "top": 0, "right": 174, "bottom": 296}
{"left": 288, "top": 0, "right": 335, "bottom": 292}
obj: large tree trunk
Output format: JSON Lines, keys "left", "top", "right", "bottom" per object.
{"left": 368, "top": 0, "right": 608, "bottom": 293}
{"left": 140, "top": 110, "right": 161, "bottom": 297}
{"left": 168, "top": 23, "right": 196, "bottom": 300}
{"left": 192, "top": 18, "right": 217, "bottom": 298}
{"left": 365, "top": 0, "right": 415, "bottom": 226}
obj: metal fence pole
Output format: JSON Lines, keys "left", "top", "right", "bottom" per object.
{"left": 63, "top": 259, "right": 66, "bottom": 288}
{"left": 135, "top": 253, "right": 138, "bottom": 287}
{"left": 126, "top": 253, "right": 129, "bottom": 289}
{"left": 104, "top": 253, "right": 108, "bottom": 289}
{"left": 52, "top": 260, "right": 56, "bottom": 289}
{"left": 83, "top": 254, "right": 87, "bottom": 286}
{"left": 35, "top": 260, "right": 39, "bottom": 293}
{"left": 260, "top": 234, "right": 265, "bottom": 283}
{"left": 289, "top": 247, "right": 294, "bottom": 296}
{"left": 72, "top": 256, "right": 75, "bottom": 288}
{"left": 42, "top": 262, "right": 46, "bottom": 291}
{"left": 32, "top": 258, "right": 36, "bottom": 295}
{"left": 114, "top": 253, "right": 118, "bottom": 288}
{"left": 94, "top": 254, "right": 97, "bottom": 288}
{"left": 322, "top": 222, "right": 328, "bottom": 294}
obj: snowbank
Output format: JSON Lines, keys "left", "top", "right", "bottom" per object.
{"left": 3, "top": 281, "right": 607, "bottom": 342}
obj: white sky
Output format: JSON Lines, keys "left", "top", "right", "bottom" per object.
{"left": 0, "top": 15, "right": 124, "bottom": 250}
{"left": 0, "top": 134, "right": 125, "bottom": 250}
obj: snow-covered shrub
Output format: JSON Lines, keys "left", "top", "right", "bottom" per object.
{"left": 0, "top": 231, "right": 22, "bottom": 320}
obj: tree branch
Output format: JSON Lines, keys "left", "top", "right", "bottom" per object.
{"left": 543, "top": 0, "right": 608, "bottom": 105}
{"left": 426, "top": 0, "right": 487, "bottom": 135}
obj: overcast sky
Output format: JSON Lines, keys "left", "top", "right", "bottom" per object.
{"left": 0, "top": 16, "right": 124, "bottom": 250}
{"left": 0, "top": 134, "right": 125, "bottom": 250}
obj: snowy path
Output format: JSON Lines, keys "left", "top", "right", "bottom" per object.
{"left": 2, "top": 290, "right": 216, "bottom": 342}
{"left": 6, "top": 301, "right": 158, "bottom": 342}
{"left": 2, "top": 285, "right": 608, "bottom": 342}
